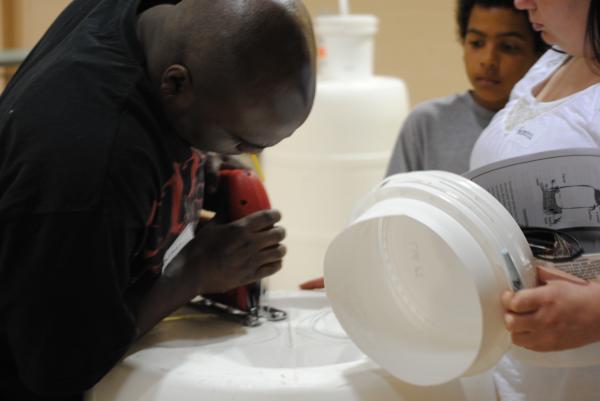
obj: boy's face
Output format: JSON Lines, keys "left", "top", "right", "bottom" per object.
{"left": 463, "top": 5, "right": 540, "bottom": 111}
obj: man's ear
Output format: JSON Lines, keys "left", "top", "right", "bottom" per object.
{"left": 159, "top": 64, "right": 194, "bottom": 112}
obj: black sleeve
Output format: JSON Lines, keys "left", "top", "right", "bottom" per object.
{"left": 0, "top": 209, "right": 139, "bottom": 396}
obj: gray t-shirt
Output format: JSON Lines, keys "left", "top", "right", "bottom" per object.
{"left": 385, "top": 91, "right": 496, "bottom": 176}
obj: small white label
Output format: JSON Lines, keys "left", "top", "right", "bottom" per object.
{"left": 507, "top": 127, "right": 537, "bottom": 148}
{"left": 162, "top": 222, "right": 196, "bottom": 273}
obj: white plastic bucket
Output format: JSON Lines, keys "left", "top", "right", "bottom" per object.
{"left": 324, "top": 171, "right": 600, "bottom": 386}
{"left": 316, "top": 15, "right": 378, "bottom": 80}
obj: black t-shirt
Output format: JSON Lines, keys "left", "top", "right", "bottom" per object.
{"left": 0, "top": 0, "right": 204, "bottom": 399}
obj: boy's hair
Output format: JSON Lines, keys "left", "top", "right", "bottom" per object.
{"left": 456, "top": 0, "right": 548, "bottom": 54}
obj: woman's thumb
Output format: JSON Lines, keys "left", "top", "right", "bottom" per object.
{"left": 536, "top": 264, "right": 588, "bottom": 285}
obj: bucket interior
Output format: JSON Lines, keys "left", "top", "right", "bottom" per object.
{"left": 326, "top": 206, "right": 486, "bottom": 386}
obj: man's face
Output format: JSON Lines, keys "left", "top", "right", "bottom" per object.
{"left": 176, "top": 87, "right": 307, "bottom": 155}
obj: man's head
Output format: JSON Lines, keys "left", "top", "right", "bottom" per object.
{"left": 138, "top": 0, "right": 317, "bottom": 154}
{"left": 457, "top": 0, "right": 547, "bottom": 111}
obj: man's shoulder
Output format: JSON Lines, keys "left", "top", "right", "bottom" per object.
{"left": 1, "top": 0, "right": 145, "bottom": 115}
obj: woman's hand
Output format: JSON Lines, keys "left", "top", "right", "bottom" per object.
{"left": 299, "top": 277, "right": 325, "bottom": 290}
{"left": 502, "top": 265, "right": 600, "bottom": 351}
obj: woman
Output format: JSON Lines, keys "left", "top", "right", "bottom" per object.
{"left": 470, "top": 1, "right": 600, "bottom": 399}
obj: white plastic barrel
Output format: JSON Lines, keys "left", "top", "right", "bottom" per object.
{"left": 263, "top": 14, "right": 410, "bottom": 290}
{"left": 316, "top": 15, "right": 378, "bottom": 79}
{"left": 324, "top": 171, "right": 600, "bottom": 386}
{"left": 87, "top": 291, "right": 497, "bottom": 401}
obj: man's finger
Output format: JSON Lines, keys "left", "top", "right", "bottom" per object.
{"left": 254, "top": 227, "right": 286, "bottom": 249}
{"left": 253, "top": 245, "right": 287, "bottom": 266}
{"left": 243, "top": 209, "right": 282, "bottom": 231}
{"left": 255, "top": 261, "right": 283, "bottom": 279}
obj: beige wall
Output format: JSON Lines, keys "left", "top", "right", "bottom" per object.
{"left": 7, "top": 0, "right": 70, "bottom": 48}
{"left": 0, "top": 3, "right": 4, "bottom": 46}
{"left": 3, "top": 0, "right": 470, "bottom": 105}
{"left": 304, "top": 0, "right": 469, "bottom": 105}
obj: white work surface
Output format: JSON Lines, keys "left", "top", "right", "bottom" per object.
{"left": 86, "top": 291, "right": 496, "bottom": 401}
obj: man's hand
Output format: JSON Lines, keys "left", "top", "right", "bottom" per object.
{"left": 502, "top": 265, "right": 600, "bottom": 351}
{"left": 177, "top": 209, "right": 286, "bottom": 294}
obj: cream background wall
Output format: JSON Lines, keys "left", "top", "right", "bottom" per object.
{"left": 0, "top": 4, "right": 4, "bottom": 45}
{"left": 304, "top": 0, "right": 470, "bottom": 104}
{"left": 3, "top": 0, "right": 470, "bottom": 105}
{"left": 6, "top": 0, "right": 71, "bottom": 48}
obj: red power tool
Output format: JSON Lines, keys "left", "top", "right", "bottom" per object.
{"left": 196, "top": 169, "right": 286, "bottom": 326}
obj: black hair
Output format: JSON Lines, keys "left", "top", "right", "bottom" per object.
{"left": 587, "top": 0, "right": 600, "bottom": 64}
{"left": 457, "top": 0, "right": 548, "bottom": 54}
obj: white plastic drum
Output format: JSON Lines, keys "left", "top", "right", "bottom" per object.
{"left": 86, "top": 291, "right": 496, "bottom": 401}
{"left": 326, "top": 171, "right": 591, "bottom": 386}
